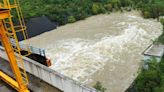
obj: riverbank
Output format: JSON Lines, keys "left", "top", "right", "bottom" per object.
{"left": 126, "top": 18, "right": 164, "bottom": 92}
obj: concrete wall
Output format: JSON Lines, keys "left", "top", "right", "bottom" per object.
{"left": 0, "top": 47, "right": 97, "bottom": 92}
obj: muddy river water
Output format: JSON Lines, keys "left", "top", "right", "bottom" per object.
{"left": 24, "top": 11, "right": 163, "bottom": 92}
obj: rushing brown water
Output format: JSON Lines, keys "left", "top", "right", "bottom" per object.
{"left": 24, "top": 11, "right": 163, "bottom": 92}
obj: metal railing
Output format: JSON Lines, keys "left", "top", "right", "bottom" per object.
{"left": 10, "top": 39, "right": 46, "bottom": 57}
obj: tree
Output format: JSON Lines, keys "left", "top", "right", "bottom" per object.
{"left": 133, "top": 57, "right": 164, "bottom": 92}
{"left": 108, "top": 0, "right": 121, "bottom": 10}
{"left": 160, "top": 18, "right": 164, "bottom": 26}
{"left": 93, "top": 81, "right": 107, "bottom": 92}
{"left": 104, "top": 3, "right": 113, "bottom": 11}
{"left": 143, "top": 11, "right": 151, "bottom": 18}
{"left": 7, "top": 0, "right": 163, "bottom": 25}
{"left": 67, "top": 16, "right": 76, "bottom": 23}
{"left": 92, "top": 3, "right": 100, "bottom": 14}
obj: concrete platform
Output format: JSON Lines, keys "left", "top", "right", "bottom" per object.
{"left": 143, "top": 44, "right": 164, "bottom": 62}
{"left": 0, "top": 80, "right": 16, "bottom": 92}
{"left": 144, "top": 44, "right": 164, "bottom": 57}
{"left": 0, "top": 57, "right": 62, "bottom": 92}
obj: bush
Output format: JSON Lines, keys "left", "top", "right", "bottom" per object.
{"left": 133, "top": 57, "right": 164, "bottom": 92}
{"left": 157, "top": 18, "right": 164, "bottom": 44}
{"left": 160, "top": 18, "right": 164, "bottom": 26}
{"left": 142, "top": 11, "right": 151, "bottom": 18}
{"left": 104, "top": 3, "right": 113, "bottom": 11}
{"left": 67, "top": 16, "right": 76, "bottom": 23}
{"left": 2, "top": 0, "right": 163, "bottom": 25}
{"left": 92, "top": 4, "right": 100, "bottom": 14}
{"left": 93, "top": 81, "right": 107, "bottom": 92}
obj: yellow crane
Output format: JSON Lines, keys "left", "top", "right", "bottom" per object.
{"left": 0, "top": 0, "right": 31, "bottom": 92}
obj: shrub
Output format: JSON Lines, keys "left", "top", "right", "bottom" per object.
{"left": 143, "top": 11, "right": 151, "bottom": 18}
{"left": 67, "top": 16, "right": 76, "bottom": 23}
{"left": 104, "top": 3, "right": 113, "bottom": 11}
{"left": 92, "top": 3, "right": 100, "bottom": 14}
{"left": 160, "top": 18, "right": 164, "bottom": 26}
{"left": 93, "top": 81, "right": 107, "bottom": 92}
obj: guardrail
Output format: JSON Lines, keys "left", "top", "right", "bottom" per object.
{"left": 9, "top": 39, "right": 46, "bottom": 57}
{"left": 26, "top": 45, "right": 46, "bottom": 56}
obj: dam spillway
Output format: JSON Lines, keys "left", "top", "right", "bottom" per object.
{"left": 22, "top": 11, "right": 163, "bottom": 92}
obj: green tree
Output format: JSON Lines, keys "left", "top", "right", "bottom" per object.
{"left": 160, "top": 18, "right": 164, "bottom": 26}
{"left": 93, "top": 81, "right": 107, "bottom": 92}
{"left": 104, "top": 3, "right": 113, "bottom": 11}
{"left": 108, "top": 0, "right": 121, "bottom": 10}
{"left": 67, "top": 16, "right": 76, "bottom": 23}
{"left": 133, "top": 57, "right": 164, "bottom": 92}
{"left": 143, "top": 11, "right": 151, "bottom": 18}
{"left": 92, "top": 3, "right": 100, "bottom": 14}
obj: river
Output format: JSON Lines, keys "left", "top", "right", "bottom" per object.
{"left": 24, "top": 11, "right": 163, "bottom": 92}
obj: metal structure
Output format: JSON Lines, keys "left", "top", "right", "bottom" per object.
{"left": 0, "top": 0, "right": 30, "bottom": 92}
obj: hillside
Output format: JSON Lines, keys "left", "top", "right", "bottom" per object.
{"left": 19, "top": 0, "right": 164, "bottom": 25}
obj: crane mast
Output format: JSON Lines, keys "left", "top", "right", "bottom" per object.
{"left": 0, "top": 0, "right": 30, "bottom": 92}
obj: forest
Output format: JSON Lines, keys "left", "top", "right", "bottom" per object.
{"left": 18, "top": 0, "right": 164, "bottom": 25}
{"left": 131, "top": 56, "right": 164, "bottom": 92}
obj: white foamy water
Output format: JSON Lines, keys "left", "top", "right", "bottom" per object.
{"left": 25, "top": 11, "right": 163, "bottom": 92}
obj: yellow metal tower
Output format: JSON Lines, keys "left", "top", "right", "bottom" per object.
{"left": 0, "top": 0, "right": 30, "bottom": 92}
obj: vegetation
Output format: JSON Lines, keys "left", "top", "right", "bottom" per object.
{"left": 139, "top": 0, "right": 164, "bottom": 20}
{"left": 157, "top": 18, "right": 164, "bottom": 44}
{"left": 132, "top": 57, "right": 164, "bottom": 92}
{"left": 93, "top": 81, "right": 107, "bottom": 92}
{"left": 15, "top": 0, "right": 164, "bottom": 25}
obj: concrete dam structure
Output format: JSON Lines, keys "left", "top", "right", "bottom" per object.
{"left": 0, "top": 47, "right": 96, "bottom": 92}
{"left": 0, "top": 11, "right": 163, "bottom": 92}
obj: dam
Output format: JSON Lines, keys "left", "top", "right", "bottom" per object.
{"left": 1, "top": 11, "right": 163, "bottom": 92}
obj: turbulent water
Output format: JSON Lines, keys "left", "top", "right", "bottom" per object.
{"left": 25, "top": 11, "right": 163, "bottom": 92}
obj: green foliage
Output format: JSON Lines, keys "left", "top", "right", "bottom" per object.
{"left": 134, "top": 57, "right": 164, "bottom": 92}
{"left": 92, "top": 4, "right": 100, "bottom": 14}
{"left": 67, "top": 16, "right": 76, "bottom": 23}
{"left": 158, "top": 32, "right": 164, "bottom": 44}
{"left": 0, "top": 0, "right": 156, "bottom": 26}
{"left": 1, "top": 0, "right": 164, "bottom": 25}
{"left": 143, "top": 11, "right": 152, "bottom": 18}
{"left": 139, "top": 0, "right": 164, "bottom": 19}
{"left": 160, "top": 18, "right": 164, "bottom": 27}
{"left": 157, "top": 18, "right": 164, "bottom": 44}
{"left": 93, "top": 81, "right": 107, "bottom": 92}
{"left": 108, "top": 0, "right": 121, "bottom": 10}
{"left": 104, "top": 3, "right": 113, "bottom": 11}
{"left": 19, "top": 0, "right": 93, "bottom": 25}
{"left": 92, "top": 3, "right": 105, "bottom": 15}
